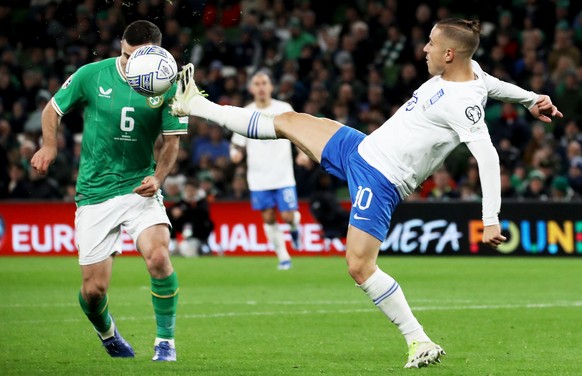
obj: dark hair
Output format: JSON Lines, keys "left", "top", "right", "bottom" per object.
{"left": 122, "top": 20, "right": 162, "bottom": 46}
{"left": 435, "top": 18, "right": 480, "bottom": 56}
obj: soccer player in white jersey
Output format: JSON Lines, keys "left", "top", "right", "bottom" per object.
{"left": 31, "top": 21, "right": 187, "bottom": 361}
{"left": 171, "top": 18, "right": 562, "bottom": 368}
{"left": 230, "top": 71, "right": 301, "bottom": 270}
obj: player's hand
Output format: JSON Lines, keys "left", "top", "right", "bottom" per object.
{"left": 30, "top": 146, "right": 57, "bottom": 175}
{"left": 133, "top": 176, "right": 161, "bottom": 197}
{"left": 482, "top": 224, "right": 507, "bottom": 248}
{"left": 529, "top": 95, "right": 563, "bottom": 123}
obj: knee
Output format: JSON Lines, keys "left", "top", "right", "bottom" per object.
{"left": 345, "top": 253, "right": 376, "bottom": 285}
{"left": 145, "top": 246, "right": 172, "bottom": 278}
{"left": 82, "top": 282, "right": 108, "bottom": 303}
{"left": 280, "top": 211, "right": 293, "bottom": 224}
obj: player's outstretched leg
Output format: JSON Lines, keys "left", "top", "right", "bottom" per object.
{"left": 171, "top": 63, "right": 277, "bottom": 140}
{"left": 405, "top": 341, "right": 446, "bottom": 368}
{"left": 170, "top": 63, "right": 202, "bottom": 117}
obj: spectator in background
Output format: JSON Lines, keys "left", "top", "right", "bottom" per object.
{"left": 309, "top": 170, "right": 350, "bottom": 241}
{"left": 27, "top": 166, "right": 61, "bottom": 200}
{"left": 567, "top": 156, "right": 582, "bottom": 195}
{"left": 167, "top": 179, "right": 214, "bottom": 257}
{"left": 7, "top": 162, "right": 31, "bottom": 199}
{"left": 374, "top": 25, "right": 413, "bottom": 73}
{"left": 490, "top": 103, "right": 532, "bottom": 151}
{"left": 226, "top": 167, "right": 250, "bottom": 200}
{"left": 24, "top": 90, "right": 51, "bottom": 136}
{"left": 18, "top": 139, "right": 37, "bottom": 174}
{"left": 497, "top": 138, "right": 522, "bottom": 171}
{"left": 522, "top": 169, "right": 549, "bottom": 200}
{"left": 284, "top": 17, "right": 316, "bottom": 60}
{"left": 10, "top": 100, "right": 28, "bottom": 136}
{"left": 500, "top": 168, "right": 518, "bottom": 199}
{"left": 191, "top": 125, "right": 230, "bottom": 168}
{"left": 426, "top": 166, "right": 460, "bottom": 201}
{"left": 231, "top": 25, "right": 262, "bottom": 70}
{"left": 198, "top": 26, "right": 232, "bottom": 68}
{"left": 523, "top": 122, "right": 551, "bottom": 167}
{"left": 557, "top": 120, "right": 582, "bottom": 166}
{"left": 351, "top": 21, "right": 376, "bottom": 78}
{"left": 387, "top": 62, "right": 422, "bottom": 106}
{"left": 550, "top": 175, "right": 574, "bottom": 201}
{"left": 555, "top": 69, "right": 582, "bottom": 125}
{"left": 331, "top": 62, "right": 366, "bottom": 104}
{"left": 548, "top": 23, "right": 581, "bottom": 73}
{"left": 163, "top": 164, "right": 187, "bottom": 202}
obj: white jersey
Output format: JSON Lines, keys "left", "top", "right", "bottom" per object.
{"left": 359, "top": 60, "right": 538, "bottom": 199}
{"left": 231, "top": 99, "right": 296, "bottom": 191}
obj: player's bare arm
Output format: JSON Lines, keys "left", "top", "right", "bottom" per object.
{"left": 133, "top": 134, "right": 180, "bottom": 197}
{"left": 30, "top": 102, "right": 60, "bottom": 175}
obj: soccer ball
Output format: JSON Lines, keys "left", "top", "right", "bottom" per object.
{"left": 125, "top": 45, "right": 177, "bottom": 97}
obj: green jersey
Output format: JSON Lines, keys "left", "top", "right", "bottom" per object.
{"left": 53, "top": 57, "right": 188, "bottom": 206}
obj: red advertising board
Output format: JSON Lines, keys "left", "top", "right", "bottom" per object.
{"left": 0, "top": 201, "right": 344, "bottom": 257}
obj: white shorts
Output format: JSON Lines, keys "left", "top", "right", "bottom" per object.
{"left": 75, "top": 191, "right": 170, "bottom": 265}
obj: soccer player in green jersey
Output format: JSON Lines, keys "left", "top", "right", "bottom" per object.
{"left": 31, "top": 20, "right": 187, "bottom": 361}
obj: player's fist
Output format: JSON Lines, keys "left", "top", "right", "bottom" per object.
{"left": 31, "top": 146, "right": 57, "bottom": 175}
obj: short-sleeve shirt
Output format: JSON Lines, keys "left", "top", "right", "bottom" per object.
{"left": 53, "top": 57, "right": 188, "bottom": 206}
{"left": 231, "top": 99, "right": 296, "bottom": 191}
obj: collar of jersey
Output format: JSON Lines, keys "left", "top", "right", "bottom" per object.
{"left": 116, "top": 57, "right": 127, "bottom": 83}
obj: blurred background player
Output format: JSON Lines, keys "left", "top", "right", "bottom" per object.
{"left": 230, "top": 71, "right": 301, "bottom": 270}
{"left": 31, "top": 20, "right": 186, "bottom": 361}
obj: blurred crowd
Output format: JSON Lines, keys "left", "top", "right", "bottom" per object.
{"left": 1, "top": 0, "right": 582, "bottom": 203}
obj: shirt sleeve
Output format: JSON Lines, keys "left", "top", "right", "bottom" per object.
{"left": 465, "top": 139, "right": 501, "bottom": 226}
{"left": 52, "top": 67, "right": 90, "bottom": 116}
{"left": 444, "top": 98, "right": 489, "bottom": 143}
{"left": 473, "top": 61, "right": 539, "bottom": 109}
{"left": 231, "top": 132, "right": 248, "bottom": 147}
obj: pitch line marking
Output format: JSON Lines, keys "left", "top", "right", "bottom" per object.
{"left": 5, "top": 301, "right": 582, "bottom": 325}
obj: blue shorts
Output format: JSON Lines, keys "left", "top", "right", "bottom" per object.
{"left": 320, "top": 126, "right": 401, "bottom": 241}
{"left": 250, "top": 186, "right": 298, "bottom": 212}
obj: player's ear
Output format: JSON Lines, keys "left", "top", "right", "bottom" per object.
{"left": 445, "top": 48, "right": 455, "bottom": 63}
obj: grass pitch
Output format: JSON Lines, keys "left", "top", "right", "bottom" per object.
{"left": 1, "top": 256, "right": 581, "bottom": 375}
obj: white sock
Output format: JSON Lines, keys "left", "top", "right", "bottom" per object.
{"left": 155, "top": 337, "right": 175, "bottom": 347}
{"left": 359, "top": 267, "right": 431, "bottom": 345}
{"left": 264, "top": 223, "right": 290, "bottom": 262}
{"left": 289, "top": 211, "right": 301, "bottom": 231}
{"left": 188, "top": 96, "right": 277, "bottom": 139}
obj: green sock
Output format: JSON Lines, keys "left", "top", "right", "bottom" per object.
{"left": 151, "top": 271, "right": 179, "bottom": 339}
{"left": 78, "top": 291, "right": 112, "bottom": 334}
